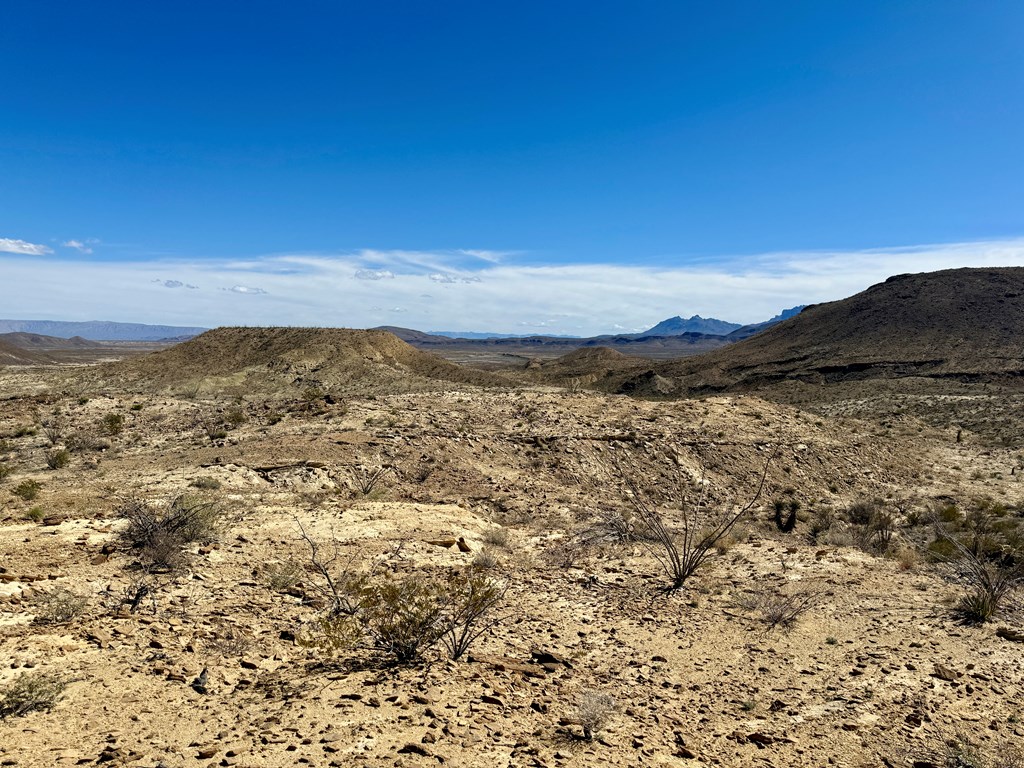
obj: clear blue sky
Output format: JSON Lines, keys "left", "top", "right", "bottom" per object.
{"left": 2, "top": 2, "right": 1024, "bottom": 332}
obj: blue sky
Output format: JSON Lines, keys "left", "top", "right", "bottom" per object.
{"left": 2, "top": 2, "right": 1023, "bottom": 333}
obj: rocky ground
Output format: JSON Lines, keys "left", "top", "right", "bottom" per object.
{"left": 1, "top": 366, "right": 1022, "bottom": 768}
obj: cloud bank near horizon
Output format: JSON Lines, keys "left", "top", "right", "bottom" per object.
{"left": 2, "top": 238, "right": 1023, "bottom": 334}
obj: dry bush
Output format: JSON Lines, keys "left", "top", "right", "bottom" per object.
{"left": 574, "top": 689, "right": 618, "bottom": 740}
{"left": 606, "top": 444, "right": 776, "bottom": 591}
{"left": 261, "top": 560, "right": 303, "bottom": 592}
{"left": 0, "top": 462, "right": 12, "bottom": 483}
{"left": 482, "top": 526, "right": 514, "bottom": 549}
{"left": 0, "top": 671, "right": 66, "bottom": 719}
{"left": 350, "top": 460, "right": 390, "bottom": 497}
{"left": 40, "top": 412, "right": 66, "bottom": 447}
{"left": 934, "top": 730, "right": 1024, "bottom": 768}
{"left": 441, "top": 571, "right": 507, "bottom": 660}
{"left": 190, "top": 476, "right": 222, "bottom": 491}
{"left": 737, "top": 587, "right": 819, "bottom": 631}
{"left": 472, "top": 547, "right": 500, "bottom": 570}
{"left": 117, "top": 495, "right": 221, "bottom": 571}
{"left": 33, "top": 587, "right": 88, "bottom": 625}
{"left": 933, "top": 519, "right": 1022, "bottom": 623}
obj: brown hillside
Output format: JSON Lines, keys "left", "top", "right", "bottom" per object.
{"left": 617, "top": 267, "right": 1024, "bottom": 393}
{"left": 93, "top": 327, "right": 508, "bottom": 395}
{"left": 0, "top": 332, "right": 96, "bottom": 350}
{"left": 0, "top": 339, "right": 52, "bottom": 366}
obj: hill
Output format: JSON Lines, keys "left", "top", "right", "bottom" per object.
{"left": 0, "top": 332, "right": 96, "bottom": 350}
{"left": 725, "top": 305, "right": 807, "bottom": 341}
{"left": 0, "top": 339, "right": 53, "bottom": 366}
{"left": 616, "top": 268, "right": 1024, "bottom": 393}
{"left": 94, "top": 326, "right": 508, "bottom": 395}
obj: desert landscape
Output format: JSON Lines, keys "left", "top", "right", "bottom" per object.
{"left": 0, "top": 268, "right": 1022, "bottom": 768}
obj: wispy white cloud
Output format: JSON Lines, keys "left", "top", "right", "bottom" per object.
{"left": 355, "top": 269, "right": 395, "bottom": 280}
{"left": 63, "top": 238, "right": 98, "bottom": 254}
{"left": 0, "top": 238, "right": 1021, "bottom": 333}
{"left": 1, "top": 237, "right": 52, "bottom": 256}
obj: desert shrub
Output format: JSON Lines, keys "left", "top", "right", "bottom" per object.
{"left": 0, "top": 671, "right": 67, "bottom": 719}
{"left": 225, "top": 407, "right": 247, "bottom": 428}
{"left": 574, "top": 690, "right": 617, "bottom": 740}
{"left": 0, "top": 463, "right": 12, "bottom": 483}
{"left": 482, "top": 527, "right": 514, "bottom": 549}
{"left": 350, "top": 460, "right": 389, "bottom": 497}
{"left": 440, "top": 572, "right": 506, "bottom": 660}
{"left": 935, "top": 527, "right": 1022, "bottom": 624}
{"left": 358, "top": 575, "right": 449, "bottom": 663}
{"left": 472, "top": 547, "right": 499, "bottom": 570}
{"left": 13, "top": 425, "right": 37, "bottom": 438}
{"left": 45, "top": 449, "right": 70, "bottom": 470}
{"left": 25, "top": 506, "right": 44, "bottom": 522}
{"left": 40, "top": 412, "right": 66, "bottom": 446}
{"left": 773, "top": 499, "right": 799, "bottom": 533}
{"left": 807, "top": 507, "right": 834, "bottom": 542}
{"left": 737, "top": 587, "right": 819, "bottom": 631}
{"left": 845, "top": 498, "right": 883, "bottom": 527}
{"left": 33, "top": 587, "right": 88, "bottom": 625}
{"left": 190, "top": 476, "right": 222, "bottom": 491}
{"left": 117, "top": 495, "right": 221, "bottom": 570}
{"left": 100, "top": 413, "right": 124, "bottom": 436}
{"left": 606, "top": 443, "right": 776, "bottom": 591}
{"left": 65, "top": 430, "right": 107, "bottom": 453}
{"left": 261, "top": 560, "right": 303, "bottom": 592}
{"left": 937, "top": 730, "right": 1024, "bottom": 768}
{"left": 13, "top": 479, "right": 41, "bottom": 501}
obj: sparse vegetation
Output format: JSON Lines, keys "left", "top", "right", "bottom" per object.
{"left": 0, "top": 671, "right": 67, "bottom": 719}
{"left": 45, "top": 448, "right": 70, "bottom": 470}
{"left": 117, "top": 495, "right": 221, "bottom": 571}
{"left": 574, "top": 689, "right": 618, "bottom": 740}
{"left": 607, "top": 444, "right": 776, "bottom": 590}
{"left": 33, "top": 587, "right": 88, "bottom": 625}
{"left": 100, "top": 412, "right": 125, "bottom": 436}
{"left": 13, "top": 479, "right": 41, "bottom": 501}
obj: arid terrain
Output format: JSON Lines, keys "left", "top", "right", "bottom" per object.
{"left": 1, "top": 270, "right": 1023, "bottom": 768}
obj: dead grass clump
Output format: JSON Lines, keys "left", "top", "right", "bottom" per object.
{"left": 190, "top": 476, "right": 222, "bottom": 491}
{"left": 117, "top": 495, "right": 221, "bottom": 571}
{"left": 482, "top": 526, "right": 514, "bottom": 549}
{"left": 0, "top": 671, "right": 67, "bottom": 719}
{"left": 737, "top": 587, "right": 819, "bottom": 631}
{"left": 261, "top": 560, "right": 303, "bottom": 592}
{"left": 574, "top": 689, "right": 618, "bottom": 740}
{"left": 33, "top": 587, "right": 88, "bottom": 625}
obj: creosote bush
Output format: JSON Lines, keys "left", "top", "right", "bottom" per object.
{"left": 0, "top": 671, "right": 67, "bottom": 719}
{"left": 45, "top": 448, "right": 70, "bottom": 470}
{"left": 13, "top": 479, "right": 41, "bottom": 501}
{"left": 117, "top": 495, "right": 221, "bottom": 571}
{"left": 100, "top": 412, "right": 125, "bottom": 436}
{"left": 296, "top": 528, "right": 506, "bottom": 665}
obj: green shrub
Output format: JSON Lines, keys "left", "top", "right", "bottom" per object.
{"left": 25, "top": 506, "right": 44, "bottom": 523}
{"left": 100, "top": 413, "right": 124, "bottom": 436}
{"left": 0, "top": 671, "right": 66, "bottom": 719}
{"left": 45, "top": 449, "right": 70, "bottom": 470}
{"left": 13, "top": 480, "right": 41, "bottom": 501}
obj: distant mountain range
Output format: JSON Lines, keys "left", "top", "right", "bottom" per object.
{"left": 0, "top": 319, "right": 208, "bottom": 341}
